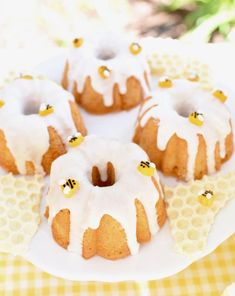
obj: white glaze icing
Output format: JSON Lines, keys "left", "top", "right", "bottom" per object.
{"left": 46, "top": 136, "right": 162, "bottom": 255}
{"left": 138, "top": 79, "right": 232, "bottom": 180}
{"left": 66, "top": 32, "right": 150, "bottom": 107}
{"left": 0, "top": 78, "right": 79, "bottom": 174}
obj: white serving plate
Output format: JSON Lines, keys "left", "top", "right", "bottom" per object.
{"left": 24, "top": 50, "right": 235, "bottom": 282}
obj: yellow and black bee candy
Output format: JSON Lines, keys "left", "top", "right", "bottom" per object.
{"left": 213, "top": 89, "right": 227, "bottom": 103}
{"left": 68, "top": 132, "right": 84, "bottom": 148}
{"left": 189, "top": 112, "right": 204, "bottom": 126}
{"left": 197, "top": 190, "right": 216, "bottom": 207}
{"left": 39, "top": 103, "right": 54, "bottom": 116}
{"left": 137, "top": 161, "right": 156, "bottom": 177}
{"left": 158, "top": 76, "right": 173, "bottom": 88}
{"left": 58, "top": 178, "right": 79, "bottom": 198}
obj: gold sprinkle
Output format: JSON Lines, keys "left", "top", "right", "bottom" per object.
{"left": 129, "top": 42, "right": 142, "bottom": 55}
{"left": 98, "top": 65, "right": 111, "bottom": 79}
{"left": 73, "top": 38, "right": 84, "bottom": 48}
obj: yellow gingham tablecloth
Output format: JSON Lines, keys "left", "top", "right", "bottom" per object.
{"left": 0, "top": 234, "right": 234, "bottom": 296}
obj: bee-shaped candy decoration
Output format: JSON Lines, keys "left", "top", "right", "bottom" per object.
{"left": 212, "top": 89, "right": 227, "bottom": 103}
{"left": 129, "top": 42, "right": 142, "bottom": 55}
{"left": 39, "top": 103, "right": 54, "bottom": 116}
{"left": 187, "top": 71, "right": 199, "bottom": 82}
{"left": 20, "top": 74, "right": 33, "bottom": 80}
{"left": 197, "top": 190, "right": 215, "bottom": 207}
{"left": 67, "top": 132, "right": 84, "bottom": 148}
{"left": 98, "top": 65, "right": 111, "bottom": 79}
{"left": 189, "top": 112, "right": 204, "bottom": 127}
{"left": 58, "top": 178, "right": 79, "bottom": 198}
{"left": 137, "top": 161, "right": 156, "bottom": 177}
{"left": 73, "top": 38, "right": 84, "bottom": 48}
{"left": 158, "top": 77, "right": 173, "bottom": 88}
{"left": 0, "top": 100, "right": 5, "bottom": 108}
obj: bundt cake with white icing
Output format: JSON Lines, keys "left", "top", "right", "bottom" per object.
{"left": 133, "top": 78, "right": 233, "bottom": 181}
{"left": 62, "top": 32, "right": 150, "bottom": 114}
{"left": 45, "top": 136, "right": 166, "bottom": 260}
{"left": 0, "top": 76, "right": 86, "bottom": 175}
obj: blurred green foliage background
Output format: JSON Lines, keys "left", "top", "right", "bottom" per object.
{"left": 161, "top": 0, "right": 235, "bottom": 41}
{"left": 1, "top": 0, "right": 235, "bottom": 48}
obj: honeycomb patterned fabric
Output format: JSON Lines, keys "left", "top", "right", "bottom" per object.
{"left": 0, "top": 174, "right": 44, "bottom": 255}
{"left": 145, "top": 38, "right": 213, "bottom": 91}
{"left": 165, "top": 172, "right": 235, "bottom": 255}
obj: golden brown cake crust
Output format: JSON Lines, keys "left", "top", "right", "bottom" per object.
{"left": 0, "top": 130, "right": 19, "bottom": 174}
{"left": 48, "top": 193, "right": 166, "bottom": 260}
{"left": 135, "top": 199, "right": 151, "bottom": 243}
{"left": 41, "top": 126, "right": 67, "bottom": 175}
{"left": 133, "top": 117, "right": 233, "bottom": 180}
{"left": 52, "top": 209, "right": 70, "bottom": 249}
{"left": 69, "top": 100, "right": 87, "bottom": 135}
{"left": 62, "top": 61, "right": 147, "bottom": 114}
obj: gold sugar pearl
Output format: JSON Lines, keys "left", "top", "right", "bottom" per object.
{"left": 0, "top": 100, "right": 5, "bottom": 108}
{"left": 158, "top": 77, "right": 173, "bottom": 88}
{"left": 73, "top": 38, "right": 84, "bottom": 48}
{"left": 39, "top": 103, "right": 54, "bottom": 116}
{"left": 129, "top": 42, "right": 142, "bottom": 55}
{"left": 98, "top": 66, "right": 111, "bottom": 79}
{"left": 213, "top": 89, "right": 227, "bottom": 103}
{"left": 189, "top": 112, "right": 204, "bottom": 127}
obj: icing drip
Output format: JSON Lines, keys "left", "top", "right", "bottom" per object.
{"left": 66, "top": 32, "right": 150, "bottom": 107}
{"left": 46, "top": 136, "right": 161, "bottom": 255}
{"left": 0, "top": 79, "right": 78, "bottom": 174}
{"left": 138, "top": 79, "right": 232, "bottom": 180}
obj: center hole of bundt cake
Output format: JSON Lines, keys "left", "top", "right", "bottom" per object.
{"left": 96, "top": 48, "right": 117, "bottom": 60}
{"left": 91, "top": 162, "right": 115, "bottom": 187}
{"left": 23, "top": 101, "right": 41, "bottom": 115}
{"left": 174, "top": 102, "right": 194, "bottom": 118}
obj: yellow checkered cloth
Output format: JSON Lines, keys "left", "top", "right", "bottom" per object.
{"left": 0, "top": 235, "right": 234, "bottom": 296}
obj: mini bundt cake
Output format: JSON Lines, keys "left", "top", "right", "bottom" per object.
{"left": 62, "top": 32, "right": 150, "bottom": 114}
{"left": 0, "top": 76, "right": 86, "bottom": 175}
{"left": 45, "top": 136, "right": 166, "bottom": 260}
{"left": 133, "top": 78, "right": 233, "bottom": 181}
